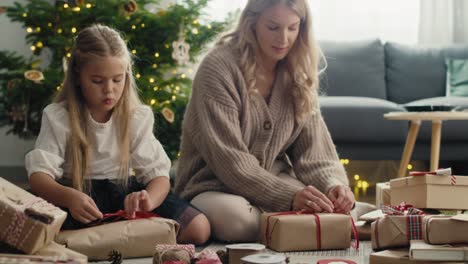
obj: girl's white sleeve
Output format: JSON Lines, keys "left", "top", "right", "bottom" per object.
{"left": 130, "top": 105, "right": 171, "bottom": 185}
{"left": 25, "top": 103, "right": 69, "bottom": 180}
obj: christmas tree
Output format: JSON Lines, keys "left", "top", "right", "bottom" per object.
{"left": 0, "top": 0, "right": 229, "bottom": 160}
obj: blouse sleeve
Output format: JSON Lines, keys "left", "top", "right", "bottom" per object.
{"left": 287, "top": 110, "right": 349, "bottom": 193}
{"left": 25, "top": 103, "right": 69, "bottom": 180}
{"left": 130, "top": 105, "right": 171, "bottom": 185}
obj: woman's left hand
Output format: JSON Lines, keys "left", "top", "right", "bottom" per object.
{"left": 326, "top": 185, "right": 355, "bottom": 214}
{"left": 124, "top": 190, "right": 155, "bottom": 218}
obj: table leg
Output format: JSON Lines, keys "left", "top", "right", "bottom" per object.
{"left": 430, "top": 120, "right": 442, "bottom": 171}
{"left": 398, "top": 120, "right": 421, "bottom": 177}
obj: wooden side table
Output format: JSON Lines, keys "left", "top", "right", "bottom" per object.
{"left": 384, "top": 111, "right": 468, "bottom": 177}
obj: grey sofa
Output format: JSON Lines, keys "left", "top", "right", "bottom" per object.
{"left": 319, "top": 39, "right": 468, "bottom": 161}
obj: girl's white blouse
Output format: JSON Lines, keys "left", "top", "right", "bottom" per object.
{"left": 25, "top": 103, "right": 171, "bottom": 184}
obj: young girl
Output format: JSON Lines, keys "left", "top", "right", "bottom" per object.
{"left": 25, "top": 24, "right": 210, "bottom": 245}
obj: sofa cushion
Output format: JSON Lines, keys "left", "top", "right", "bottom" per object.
{"left": 385, "top": 42, "right": 468, "bottom": 104}
{"left": 319, "top": 96, "right": 407, "bottom": 143}
{"left": 319, "top": 39, "right": 386, "bottom": 99}
{"left": 404, "top": 97, "right": 468, "bottom": 142}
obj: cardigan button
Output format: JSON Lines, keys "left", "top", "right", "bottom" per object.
{"left": 263, "top": 121, "right": 272, "bottom": 130}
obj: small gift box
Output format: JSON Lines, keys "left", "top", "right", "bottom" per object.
{"left": 260, "top": 212, "right": 355, "bottom": 252}
{"left": 371, "top": 204, "right": 425, "bottom": 250}
{"left": 390, "top": 174, "right": 468, "bottom": 209}
{"left": 423, "top": 214, "right": 468, "bottom": 244}
{"left": 376, "top": 182, "right": 391, "bottom": 208}
{"left": 0, "top": 177, "right": 67, "bottom": 254}
{"left": 56, "top": 213, "right": 179, "bottom": 260}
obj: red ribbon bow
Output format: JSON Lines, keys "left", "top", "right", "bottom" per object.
{"left": 90, "top": 210, "right": 160, "bottom": 226}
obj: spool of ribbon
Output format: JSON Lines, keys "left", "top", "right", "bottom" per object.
{"left": 225, "top": 244, "right": 265, "bottom": 264}
{"left": 240, "top": 253, "right": 285, "bottom": 264}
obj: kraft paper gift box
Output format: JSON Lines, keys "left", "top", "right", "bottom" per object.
{"left": 423, "top": 214, "right": 468, "bottom": 244}
{"left": 0, "top": 177, "right": 67, "bottom": 254}
{"left": 369, "top": 249, "right": 465, "bottom": 264}
{"left": 55, "top": 217, "right": 179, "bottom": 260}
{"left": 260, "top": 212, "right": 353, "bottom": 252}
{"left": 376, "top": 182, "right": 391, "bottom": 208}
{"left": 35, "top": 241, "right": 87, "bottom": 264}
{"left": 390, "top": 175, "right": 468, "bottom": 209}
{"left": 371, "top": 214, "right": 425, "bottom": 250}
{"left": 410, "top": 239, "right": 468, "bottom": 262}
{"left": 0, "top": 253, "right": 82, "bottom": 264}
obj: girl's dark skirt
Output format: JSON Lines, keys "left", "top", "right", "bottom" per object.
{"left": 61, "top": 177, "right": 201, "bottom": 230}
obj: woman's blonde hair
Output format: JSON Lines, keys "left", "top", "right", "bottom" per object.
{"left": 55, "top": 24, "right": 142, "bottom": 192}
{"left": 218, "top": 0, "right": 323, "bottom": 120}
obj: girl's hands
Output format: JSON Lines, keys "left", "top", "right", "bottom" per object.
{"left": 124, "top": 190, "right": 155, "bottom": 218}
{"left": 292, "top": 185, "right": 334, "bottom": 213}
{"left": 66, "top": 189, "right": 103, "bottom": 223}
{"left": 327, "top": 185, "right": 355, "bottom": 214}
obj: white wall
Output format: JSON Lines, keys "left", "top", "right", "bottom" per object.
{"left": 0, "top": 0, "right": 35, "bottom": 167}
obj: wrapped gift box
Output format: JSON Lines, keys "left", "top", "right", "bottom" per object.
{"left": 371, "top": 214, "right": 424, "bottom": 250}
{"left": 390, "top": 175, "right": 468, "bottom": 209}
{"left": 56, "top": 217, "right": 179, "bottom": 260}
{"left": 369, "top": 249, "right": 465, "bottom": 264}
{"left": 0, "top": 177, "right": 67, "bottom": 254}
{"left": 0, "top": 253, "right": 83, "bottom": 263}
{"left": 424, "top": 214, "right": 468, "bottom": 244}
{"left": 376, "top": 182, "right": 391, "bottom": 208}
{"left": 410, "top": 239, "right": 468, "bottom": 261}
{"left": 35, "top": 241, "right": 87, "bottom": 264}
{"left": 260, "top": 212, "right": 352, "bottom": 252}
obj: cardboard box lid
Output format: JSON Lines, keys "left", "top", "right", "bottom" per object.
{"left": 390, "top": 175, "right": 468, "bottom": 188}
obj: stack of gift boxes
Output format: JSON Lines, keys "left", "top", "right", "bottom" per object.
{"left": 369, "top": 171, "right": 468, "bottom": 263}
{"left": 0, "top": 177, "right": 181, "bottom": 262}
{"left": 0, "top": 177, "right": 87, "bottom": 263}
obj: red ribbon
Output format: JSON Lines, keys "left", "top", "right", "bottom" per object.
{"left": 265, "top": 211, "right": 359, "bottom": 250}
{"left": 91, "top": 210, "right": 160, "bottom": 226}
{"left": 381, "top": 202, "right": 424, "bottom": 216}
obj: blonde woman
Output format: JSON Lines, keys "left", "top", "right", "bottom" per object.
{"left": 174, "top": 0, "right": 354, "bottom": 242}
{"left": 25, "top": 24, "right": 210, "bottom": 245}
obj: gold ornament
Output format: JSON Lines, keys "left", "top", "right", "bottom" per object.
{"left": 161, "top": 107, "right": 175, "bottom": 123}
{"left": 24, "top": 70, "right": 44, "bottom": 83}
{"left": 124, "top": 0, "right": 137, "bottom": 14}
{"left": 0, "top": 6, "right": 7, "bottom": 14}
{"left": 7, "top": 78, "right": 21, "bottom": 90}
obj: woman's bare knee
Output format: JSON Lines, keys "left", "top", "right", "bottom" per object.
{"left": 177, "top": 214, "right": 211, "bottom": 245}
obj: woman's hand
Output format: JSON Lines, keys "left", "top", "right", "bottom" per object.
{"left": 124, "top": 190, "right": 156, "bottom": 218}
{"left": 66, "top": 189, "right": 103, "bottom": 223}
{"left": 292, "top": 185, "right": 334, "bottom": 213}
{"left": 327, "top": 185, "right": 355, "bottom": 214}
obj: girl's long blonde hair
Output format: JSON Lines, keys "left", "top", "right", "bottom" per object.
{"left": 55, "top": 24, "right": 142, "bottom": 192}
{"left": 218, "top": 0, "right": 323, "bottom": 120}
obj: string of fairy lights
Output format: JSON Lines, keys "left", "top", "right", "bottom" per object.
{"left": 23, "top": 1, "right": 206, "bottom": 117}
{"left": 340, "top": 159, "right": 415, "bottom": 198}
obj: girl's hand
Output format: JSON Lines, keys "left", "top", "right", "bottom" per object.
{"left": 327, "top": 185, "right": 355, "bottom": 214}
{"left": 66, "top": 189, "right": 103, "bottom": 223}
{"left": 292, "top": 185, "right": 334, "bottom": 213}
{"left": 124, "top": 190, "right": 155, "bottom": 218}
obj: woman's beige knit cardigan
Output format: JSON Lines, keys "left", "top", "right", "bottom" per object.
{"left": 174, "top": 44, "right": 349, "bottom": 212}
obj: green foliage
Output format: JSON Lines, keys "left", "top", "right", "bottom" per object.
{"left": 0, "top": 0, "right": 230, "bottom": 160}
